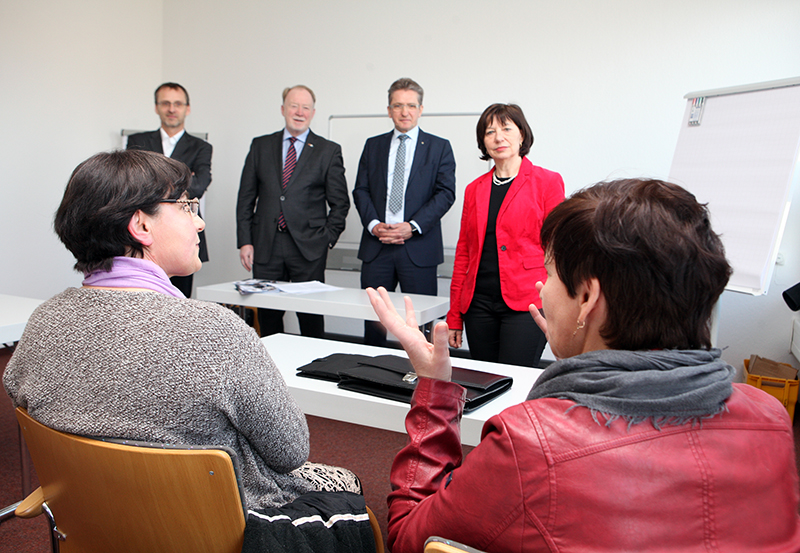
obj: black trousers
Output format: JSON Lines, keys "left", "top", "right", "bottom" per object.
{"left": 462, "top": 293, "right": 547, "bottom": 368}
{"left": 360, "top": 244, "right": 437, "bottom": 347}
{"left": 253, "top": 231, "right": 326, "bottom": 339}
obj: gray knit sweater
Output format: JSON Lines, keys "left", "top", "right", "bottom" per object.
{"left": 3, "top": 287, "right": 315, "bottom": 509}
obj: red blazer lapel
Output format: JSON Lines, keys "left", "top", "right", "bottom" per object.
{"left": 474, "top": 172, "right": 492, "bottom": 252}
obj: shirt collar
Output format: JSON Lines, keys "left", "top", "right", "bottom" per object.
{"left": 283, "top": 128, "right": 310, "bottom": 144}
{"left": 393, "top": 126, "right": 419, "bottom": 143}
{"left": 160, "top": 127, "right": 185, "bottom": 145}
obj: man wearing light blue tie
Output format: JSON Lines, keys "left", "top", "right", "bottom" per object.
{"left": 353, "top": 78, "right": 456, "bottom": 346}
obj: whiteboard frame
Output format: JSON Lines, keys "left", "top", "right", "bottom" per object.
{"left": 669, "top": 77, "right": 800, "bottom": 296}
{"left": 683, "top": 76, "right": 800, "bottom": 100}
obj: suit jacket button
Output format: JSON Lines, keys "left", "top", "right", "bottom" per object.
{"left": 500, "top": 245, "right": 507, "bottom": 251}
{"left": 280, "top": 195, "right": 285, "bottom": 201}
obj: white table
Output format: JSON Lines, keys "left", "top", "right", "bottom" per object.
{"left": 262, "top": 334, "right": 543, "bottom": 446}
{"left": 197, "top": 281, "right": 449, "bottom": 325}
{"left": 0, "top": 294, "right": 44, "bottom": 345}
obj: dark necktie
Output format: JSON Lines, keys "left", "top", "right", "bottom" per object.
{"left": 388, "top": 134, "right": 409, "bottom": 214}
{"left": 278, "top": 137, "right": 297, "bottom": 230}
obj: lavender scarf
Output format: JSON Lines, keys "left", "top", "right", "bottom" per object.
{"left": 82, "top": 257, "right": 185, "bottom": 298}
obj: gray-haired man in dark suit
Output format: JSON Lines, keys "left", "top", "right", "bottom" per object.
{"left": 236, "top": 85, "right": 350, "bottom": 338}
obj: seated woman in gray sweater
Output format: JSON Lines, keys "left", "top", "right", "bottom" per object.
{"left": 3, "top": 149, "right": 359, "bottom": 511}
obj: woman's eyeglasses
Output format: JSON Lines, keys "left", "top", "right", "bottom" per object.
{"left": 160, "top": 198, "right": 200, "bottom": 216}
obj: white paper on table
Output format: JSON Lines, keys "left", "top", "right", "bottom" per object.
{"left": 269, "top": 281, "right": 342, "bottom": 294}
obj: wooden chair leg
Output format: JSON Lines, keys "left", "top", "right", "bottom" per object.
{"left": 247, "top": 306, "right": 260, "bottom": 336}
{"left": 20, "top": 423, "right": 31, "bottom": 497}
{"left": 222, "top": 304, "right": 260, "bottom": 336}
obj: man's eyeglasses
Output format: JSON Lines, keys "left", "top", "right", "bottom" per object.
{"left": 390, "top": 103, "right": 419, "bottom": 112}
{"left": 157, "top": 101, "right": 187, "bottom": 109}
{"left": 161, "top": 198, "right": 200, "bottom": 216}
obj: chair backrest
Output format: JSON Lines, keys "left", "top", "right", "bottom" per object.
{"left": 15, "top": 407, "right": 246, "bottom": 553}
{"left": 424, "top": 536, "right": 487, "bottom": 553}
{"left": 365, "top": 506, "right": 385, "bottom": 553}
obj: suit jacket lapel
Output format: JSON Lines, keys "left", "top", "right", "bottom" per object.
{"left": 376, "top": 131, "right": 393, "bottom": 207}
{"left": 407, "top": 129, "right": 427, "bottom": 186}
{"left": 170, "top": 133, "right": 189, "bottom": 160}
{"left": 287, "top": 131, "right": 315, "bottom": 189}
{"left": 147, "top": 130, "right": 164, "bottom": 154}
{"left": 272, "top": 133, "right": 284, "bottom": 186}
{"left": 476, "top": 174, "right": 491, "bottom": 250}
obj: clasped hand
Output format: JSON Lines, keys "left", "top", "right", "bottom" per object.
{"left": 365, "top": 287, "right": 452, "bottom": 382}
{"left": 372, "top": 222, "right": 413, "bottom": 244}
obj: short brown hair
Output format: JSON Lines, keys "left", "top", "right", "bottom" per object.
{"left": 55, "top": 150, "right": 191, "bottom": 274}
{"left": 475, "top": 104, "right": 534, "bottom": 161}
{"left": 388, "top": 78, "right": 423, "bottom": 106}
{"left": 282, "top": 85, "right": 316, "bottom": 105}
{"left": 154, "top": 82, "right": 189, "bottom": 105}
{"left": 540, "top": 179, "right": 731, "bottom": 351}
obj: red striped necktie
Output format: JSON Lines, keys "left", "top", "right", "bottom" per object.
{"left": 278, "top": 137, "right": 298, "bottom": 230}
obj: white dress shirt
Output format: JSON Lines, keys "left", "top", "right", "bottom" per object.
{"left": 368, "top": 126, "right": 422, "bottom": 234}
{"left": 160, "top": 128, "right": 184, "bottom": 158}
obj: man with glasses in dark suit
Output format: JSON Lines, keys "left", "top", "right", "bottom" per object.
{"left": 127, "top": 82, "right": 212, "bottom": 298}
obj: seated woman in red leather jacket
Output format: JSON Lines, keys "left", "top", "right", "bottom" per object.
{"left": 367, "top": 178, "right": 800, "bottom": 553}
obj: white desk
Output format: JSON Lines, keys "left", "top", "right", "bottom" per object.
{"left": 262, "top": 334, "right": 543, "bottom": 446}
{"left": 197, "top": 281, "right": 450, "bottom": 325}
{"left": 0, "top": 294, "right": 44, "bottom": 345}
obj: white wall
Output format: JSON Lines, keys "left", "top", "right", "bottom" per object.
{"left": 3, "top": 0, "right": 800, "bottom": 370}
{"left": 0, "top": 0, "right": 163, "bottom": 293}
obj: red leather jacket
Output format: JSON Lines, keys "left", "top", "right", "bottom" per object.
{"left": 447, "top": 158, "right": 564, "bottom": 330}
{"left": 388, "top": 378, "right": 800, "bottom": 553}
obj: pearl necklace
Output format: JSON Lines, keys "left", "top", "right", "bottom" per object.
{"left": 492, "top": 172, "right": 515, "bottom": 186}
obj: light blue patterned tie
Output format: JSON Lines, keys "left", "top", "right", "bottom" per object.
{"left": 388, "top": 134, "right": 409, "bottom": 214}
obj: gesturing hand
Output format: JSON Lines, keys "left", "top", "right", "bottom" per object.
{"left": 366, "top": 287, "right": 452, "bottom": 382}
{"left": 530, "top": 281, "right": 549, "bottom": 341}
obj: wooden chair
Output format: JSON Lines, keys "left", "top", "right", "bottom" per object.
{"left": 7, "top": 407, "right": 384, "bottom": 553}
{"left": 10, "top": 407, "right": 247, "bottom": 552}
{"left": 221, "top": 303, "right": 261, "bottom": 336}
{"left": 366, "top": 506, "right": 386, "bottom": 553}
{"left": 424, "top": 536, "right": 487, "bottom": 553}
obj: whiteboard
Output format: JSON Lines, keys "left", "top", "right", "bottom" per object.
{"left": 668, "top": 77, "right": 800, "bottom": 295}
{"left": 328, "top": 113, "right": 490, "bottom": 256}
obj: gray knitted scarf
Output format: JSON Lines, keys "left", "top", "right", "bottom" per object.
{"left": 527, "top": 348, "right": 735, "bottom": 427}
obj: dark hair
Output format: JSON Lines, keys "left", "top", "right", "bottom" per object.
{"left": 476, "top": 103, "right": 534, "bottom": 161}
{"left": 54, "top": 150, "right": 191, "bottom": 274}
{"left": 540, "top": 179, "right": 732, "bottom": 351}
{"left": 388, "top": 78, "right": 424, "bottom": 106}
{"left": 154, "top": 82, "right": 189, "bottom": 105}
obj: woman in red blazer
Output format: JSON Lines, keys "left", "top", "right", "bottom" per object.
{"left": 447, "top": 104, "right": 564, "bottom": 367}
